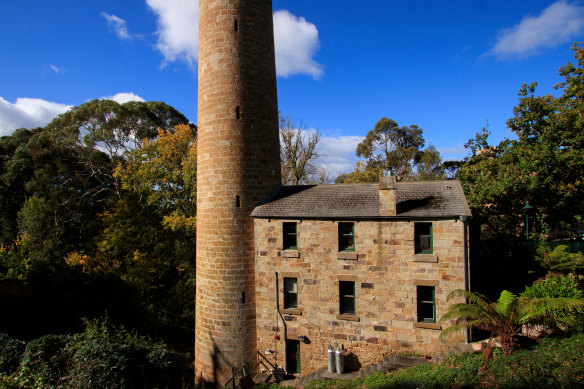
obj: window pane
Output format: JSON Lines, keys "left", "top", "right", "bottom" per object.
{"left": 417, "top": 286, "right": 435, "bottom": 323}
{"left": 418, "top": 302, "right": 434, "bottom": 322}
{"left": 339, "top": 281, "right": 355, "bottom": 315}
{"left": 283, "top": 222, "right": 297, "bottom": 250}
{"left": 415, "top": 223, "right": 432, "bottom": 254}
{"left": 419, "top": 236, "right": 431, "bottom": 252}
{"left": 284, "top": 278, "right": 298, "bottom": 309}
{"left": 338, "top": 222, "right": 355, "bottom": 251}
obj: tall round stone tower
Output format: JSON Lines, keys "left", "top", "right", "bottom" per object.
{"left": 195, "top": 0, "right": 281, "bottom": 386}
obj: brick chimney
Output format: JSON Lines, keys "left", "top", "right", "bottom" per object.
{"left": 379, "top": 175, "right": 397, "bottom": 216}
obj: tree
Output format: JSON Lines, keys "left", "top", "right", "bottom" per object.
{"left": 459, "top": 43, "right": 584, "bottom": 238}
{"left": 80, "top": 124, "right": 198, "bottom": 329}
{"left": 443, "top": 160, "right": 463, "bottom": 179}
{"left": 45, "top": 99, "right": 189, "bottom": 199}
{"left": 116, "top": 124, "right": 197, "bottom": 232}
{"left": 334, "top": 161, "right": 380, "bottom": 184}
{"left": 0, "top": 128, "right": 37, "bottom": 244}
{"left": 351, "top": 117, "right": 444, "bottom": 182}
{"left": 414, "top": 145, "right": 444, "bottom": 180}
{"left": 279, "top": 113, "right": 324, "bottom": 185}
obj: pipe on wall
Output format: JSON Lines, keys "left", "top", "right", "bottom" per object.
{"left": 460, "top": 215, "right": 471, "bottom": 343}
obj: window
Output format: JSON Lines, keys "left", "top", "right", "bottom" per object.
{"left": 283, "top": 222, "right": 297, "bottom": 250}
{"left": 415, "top": 223, "right": 433, "bottom": 254}
{"left": 284, "top": 277, "right": 298, "bottom": 310}
{"left": 339, "top": 281, "right": 355, "bottom": 315}
{"left": 417, "top": 286, "right": 436, "bottom": 323}
{"left": 338, "top": 222, "right": 355, "bottom": 252}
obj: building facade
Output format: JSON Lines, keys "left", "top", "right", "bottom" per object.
{"left": 252, "top": 178, "right": 471, "bottom": 374}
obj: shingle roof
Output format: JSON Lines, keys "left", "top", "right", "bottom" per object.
{"left": 251, "top": 180, "right": 472, "bottom": 219}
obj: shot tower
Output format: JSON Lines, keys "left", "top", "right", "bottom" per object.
{"left": 195, "top": 0, "right": 281, "bottom": 385}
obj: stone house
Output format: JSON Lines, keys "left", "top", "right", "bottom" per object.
{"left": 251, "top": 177, "right": 472, "bottom": 375}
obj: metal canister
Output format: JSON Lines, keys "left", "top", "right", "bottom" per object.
{"left": 335, "top": 345, "right": 344, "bottom": 374}
{"left": 327, "top": 345, "right": 336, "bottom": 373}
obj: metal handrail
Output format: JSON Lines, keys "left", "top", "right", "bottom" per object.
{"left": 224, "top": 351, "right": 279, "bottom": 389}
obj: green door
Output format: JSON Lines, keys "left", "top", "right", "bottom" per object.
{"left": 285, "top": 339, "right": 300, "bottom": 374}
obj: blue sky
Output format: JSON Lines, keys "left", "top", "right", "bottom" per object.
{"left": 2, "top": 0, "right": 584, "bottom": 177}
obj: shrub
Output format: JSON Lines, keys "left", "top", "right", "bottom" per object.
{"left": 522, "top": 274, "right": 583, "bottom": 299}
{"left": 14, "top": 334, "right": 70, "bottom": 389}
{"left": 0, "top": 333, "right": 25, "bottom": 375}
{"left": 64, "top": 319, "right": 185, "bottom": 389}
{"left": 0, "top": 373, "right": 20, "bottom": 389}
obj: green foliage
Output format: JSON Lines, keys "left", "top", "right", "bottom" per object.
{"left": 520, "top": 275, "right": 584, "bottom": 332}
{"left": 522, "top": 274, "right": 583, "bottom": 299}
{"left": 0, "top": 101, "right": 195, "bottom": 345}
{"left": 440, "top": 290, "right": 524, "bottom": 355}
{"left": 441, "top": 289, "right": 584, "bottom": 355}
{"left": 534, "top": 244, "right": 584, "bottom": 277}
{"left": 0, "top": 334, "right": 25, "bottom": 375}
{"left": 0, "top": 320, "right": 187, "bottom": 389}
{"left": 46, "top": 99, "right": 188, "bottom": 160}
{"left": 14, "top": 335, "right": 70, "bottom": 389}
{"left": 116, "top": 124, "right": 197, "bottom": 232}
{"left": 65, "top": 319, "right": 185, "bottom": 389}
{"left": 335, "top": 161, "right": 381, "bottom": 184}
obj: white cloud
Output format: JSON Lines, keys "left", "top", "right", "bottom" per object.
{"left": 101, "top": 12, "right": 132, "bottom": 40}
{"left": 49, "top": 64, "right": 64, "bottom": 74}
{"left": 0, "top": 93, "right": 146, "bottom": 136}
{"left": 273, "top": 10, "right": 323, "bottom": 79}
{"left": 314, "top": 134, "right": 363, "bottom": 178}
{"left": 489, "top": 1, "right": 584, "bottom": 58}
{"left": 101, "top": 92, "right": 146, "bottom": 104}
{"left": 0, "top": 97, "right": 72, "bottom": 136}
{"left": 144, "top": 1, "right": 323, "bottom": 77}
{"left": 146, "top": 0, "right": 199, "bottom": 69}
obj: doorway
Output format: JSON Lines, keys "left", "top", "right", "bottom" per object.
{"left": 285, "top": 339, "right": 300, "bottom": 374}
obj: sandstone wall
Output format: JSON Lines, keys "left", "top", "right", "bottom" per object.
{"left": 255, "top": 218, "right": 467, "bottom": 375}
{"left": 196, "top": 0, "right": 281, "bottom": 385}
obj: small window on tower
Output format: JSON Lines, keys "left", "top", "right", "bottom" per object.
{"left": 234, "top": 19, "right": 238, "bottom": 31}
{"left": 236, "top": 106, "right": 240, "bottom": 119}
